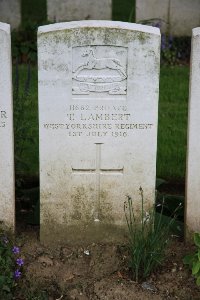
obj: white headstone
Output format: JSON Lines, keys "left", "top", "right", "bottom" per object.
{"left": 136, "top": 0, "right": 200, "bottom": 36}
{"left": 38, "top": 21, "right": 160, "bottom": 244}
{"left": 0, "top": 0, "right": 21, "bottom": 30}
{"left": 170, "top": 0, "right": 200, "bottom": 37}
{"left": 186, "top": 27, "right": 200, "bottom": 237}
{"left": 0, "top": 22, "right": 15, "bottom": 231}
{"left": 136, "top": 0, "right": 169, "bottom": 33}
{"left": 47, "top": 0, "right": 112, "bottom": 22}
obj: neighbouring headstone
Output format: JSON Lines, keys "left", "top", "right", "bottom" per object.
{"left": 136, "top": 0, "right": 169, "bottom": 33}
{"left": 47, "top": 0, "right": 112, "bottom": 22}
{"left": 0, "top": 0, "right": 21, "bottom": 30}
{"left": 136, "top": 0, "right": 200, "bottom": 36}
{"left": 186, "top": 27, "right": 200, "bottom": 237}
{"left": 0, "top": 22, "right": 15, "bottom": 231}
{"left": 170, "top": 0, "right": 200, "bottom": 37}
{"left": 38, "top": 21, "right": 160, "bottom": 244}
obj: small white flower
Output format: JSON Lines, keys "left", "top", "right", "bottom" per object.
{"left": 84, "top": 250, "right": 90, "bottom": 256}
{"left": 142, "top": 212, "right": 150, "bottom": 224}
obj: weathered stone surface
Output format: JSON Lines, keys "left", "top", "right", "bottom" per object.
{"left": 47, "top": 0, "right": 112, "bottom": 22}
{"left": 170, "top": 0, "right": 200, "bottom": 37}
{"left": 186, "top": 27, "right": 200, "bottom": 236}
{"left": 38, "top": 21, "right": 160, "bottom": 244}
{"left": 136, "top": 0, "right": 169, "bottom": 33}
{"left": 0, "top": 0, "right": 21, "bottom": 29}
{"left": 0, "top": 22, "right": 15, "bottom": 230}
{"left": 136, "top": 0, "right": 200, "bottom": 36}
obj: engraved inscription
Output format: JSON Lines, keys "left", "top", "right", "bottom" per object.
{"left": 0, "top": 110, "right": 7, "bottom": 128}
{"left": 72, "top": 46, "right": 127, "bottom": 100}
{"left": 43, "top": 104, "right": 154, "bottom": 138}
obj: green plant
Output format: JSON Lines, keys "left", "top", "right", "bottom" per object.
{"left": 124, "top": 187, "right": 180, "bottom": 282}
{"left": 0, "top": 232, "right": 24, "bottom": 299}
{"left": 183, "top": 232, "right": 200, "bottom": 286}
{"left": 161, "top": 34, "right": 178, "bottom": 66}
{"left": 156, "top": 178, "right": 184, "bottom": 223}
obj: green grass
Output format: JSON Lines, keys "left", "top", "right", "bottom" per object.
{"left": 157, "top": 66, "right": 189, "bottom": 181}
{"left": 13, "top": 65, "right": 38, "bottom": 176}
{"left": 14, "top": 65, "right": 189, "bottom": 181}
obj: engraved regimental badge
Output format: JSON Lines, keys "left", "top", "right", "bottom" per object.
{"left": 72, "top": 46, "right": 128, "bottom": 100}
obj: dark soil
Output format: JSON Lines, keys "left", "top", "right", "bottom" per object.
{"left": 14, "top": 227, "right": 200, "bottom": 300}
{"left": 157, "top": 181, "right": 185, "bottom": 196}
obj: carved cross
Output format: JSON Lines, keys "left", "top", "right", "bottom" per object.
{"left": 72, "top": 143, "right": 124, "bottom": 221}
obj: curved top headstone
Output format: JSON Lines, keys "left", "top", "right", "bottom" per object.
{"left": 0, "top": 22, "right": 10, "bottom": 33}
{"left": 192, "top": 27, "right": 200, "bottom": 36}
{"left": 0, "top": 0, "right": 21, "bottom": 30}
{"left": 38, "top": 20, "right": 160, "bottom": 35}
{"left": 38, "top": 21, "right": 160, "bottom": 245}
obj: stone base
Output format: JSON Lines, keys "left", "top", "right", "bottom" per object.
{"left": 40, "top": 222, "right": 128, "bottom": 245}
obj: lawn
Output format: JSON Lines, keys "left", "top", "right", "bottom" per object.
{"left": 13, "top": 65, "right": 38, "bottom": 176}
{"left": 14, "top": 65, "right": 189, "bottom": 182}
{"left": 157, "top": 65, "right": 189, "bottom": 181}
